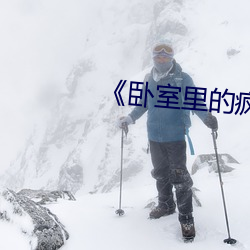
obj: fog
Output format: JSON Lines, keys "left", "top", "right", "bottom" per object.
{"left": 0, "top": 0, "right": 93, "bottom": 172}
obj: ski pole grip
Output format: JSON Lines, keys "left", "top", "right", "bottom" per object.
{"left": 122, "top": 122, "right": 129, "bottom": 136}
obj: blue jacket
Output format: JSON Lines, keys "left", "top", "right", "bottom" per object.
{"left": 129, "top": 61, "right": 209, "bottom": 143}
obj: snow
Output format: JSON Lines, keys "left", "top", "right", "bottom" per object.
{"left": 0, "top": 193, "right": 37, "bottom": 249}
{"left": 0, "top": 222, "right": 34, "bottom": 250}
{"left": 1, "top": 0, "right": 250, "bottom": 249}
{"left": 47, "top": 162, "right": 250, "bottom": 250}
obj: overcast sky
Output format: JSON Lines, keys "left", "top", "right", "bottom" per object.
{"left": 0, "top": 0, "right": 94, "bottom": 172}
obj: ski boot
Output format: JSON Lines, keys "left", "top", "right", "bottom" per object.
{"left": 149, "top": 204, "right": 176, "bottom": 219}
{"left": 179, "top": 213, "right": 195, "bottom": 242}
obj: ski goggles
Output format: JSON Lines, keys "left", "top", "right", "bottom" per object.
{"left": 153, "top": 44, "right": 174, "bottom": 58}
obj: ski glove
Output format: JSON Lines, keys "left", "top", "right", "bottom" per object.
{"left": 204, "top": 113, "right": 218, "bottom": 131}
{"left": 117, "top": 115, "right": 134, "bottom": 129}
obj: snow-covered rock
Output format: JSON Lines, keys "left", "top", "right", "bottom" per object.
{"left": 0, "top": 189, "right": 69, "bottom": 250}
{"left": 17, "top": 189, "right": 76, "bottom": 205}
{"left": 191, "top": 154, "right": 239, "bottom": 175}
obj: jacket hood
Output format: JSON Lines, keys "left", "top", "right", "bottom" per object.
{"left": 169, "top": 60, "right": 182, "bottom": 75}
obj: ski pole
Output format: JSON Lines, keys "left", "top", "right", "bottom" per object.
{"left": 115, "top": 123, "right": 128, "bottom": 216}
{"left": 211, "top": 129, "right": 237, "bottom": 244}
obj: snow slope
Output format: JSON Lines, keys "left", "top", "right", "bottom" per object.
{"left": 1, "top": 0, "right": 250, "bottom": 249}
{"left": 47, "top": 160, "right": 249, "bottom": 250}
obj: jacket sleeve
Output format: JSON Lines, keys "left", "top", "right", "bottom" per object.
{"left": 182, "top": 73, "right": 210, "bottom": 122}
{"left": 128, "top": 74, "right": 149, "bottom": 122}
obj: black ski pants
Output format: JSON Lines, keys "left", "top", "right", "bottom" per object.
{"left": 149, "top": 140, "right": 193, "bottom": 223}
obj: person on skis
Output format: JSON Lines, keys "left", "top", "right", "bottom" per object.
{"left": 117, "top": 39, "right": 218, "bottom": 242}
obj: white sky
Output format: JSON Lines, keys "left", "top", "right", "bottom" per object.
{"left": 0, "top": 0, "right": 92, "bottom": 171}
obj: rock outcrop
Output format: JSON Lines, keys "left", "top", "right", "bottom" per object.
{"left": 0, "top": 189, "right": 69, "bottom": 250}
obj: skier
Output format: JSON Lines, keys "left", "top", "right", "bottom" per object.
{"left": 117, "top": 39, "right": 218, "bottom": 242}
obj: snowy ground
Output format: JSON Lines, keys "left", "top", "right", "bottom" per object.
{"left": 0, "top": 155, "right": 249, "bottom": 250}
{"left": 0, "top": 222, "right": 33, "bottom": 250}
{"left": 46, "top": 160, "right": 249, "bottom": 250}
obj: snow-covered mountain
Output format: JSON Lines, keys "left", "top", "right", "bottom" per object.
{"left": 1, "top": 0, "right": 250, "bottom": 248}
{"left": 2, "top": 0, "right": 249, "bottom": 194}
{"left": 0, "top": 0, "right": 191, "bottom": 193}
{"left": 0, "top": 0, "right": 153, "bottom": 192}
